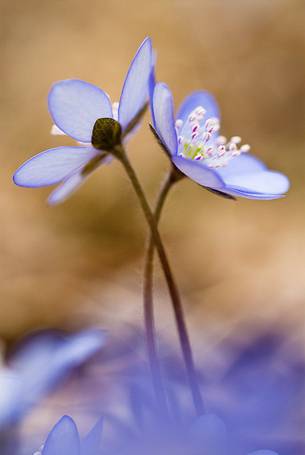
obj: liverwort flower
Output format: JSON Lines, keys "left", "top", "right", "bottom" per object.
{"left": 36, "top": 413, "right": 278, "bottom": 455}
{"left": 151, "top": 83, "right": 290, "bottom": 199}
{"left": 13, "top": 38, "right": 153, "bottom": 205}
{"left": 0, "top": 329, "right": 105, "bottom": 428}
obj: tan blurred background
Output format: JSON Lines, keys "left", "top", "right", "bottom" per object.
{"left": 0, "top": 0, "right": 304, "bottom": 347}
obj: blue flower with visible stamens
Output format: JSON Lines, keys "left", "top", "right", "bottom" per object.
{"left": 13, "top": 38, "right": 153, "bottom": 205}
{"left": 151, "top": 82, "right": 290, "bottom": 200}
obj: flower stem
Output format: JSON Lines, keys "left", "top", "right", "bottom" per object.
{"left": 114, "top": 145, "right": 204, "bottom": 416}
{"left": 143, "top": 171, "right": 174, "bottom": 414}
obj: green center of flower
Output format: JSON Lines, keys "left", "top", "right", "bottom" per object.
{"left": 91, "top": 118, "right": 122, "bottom": 151}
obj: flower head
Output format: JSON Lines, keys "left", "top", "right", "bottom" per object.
{"left": 151, "top": 83, "right": 290, "bottom": 199}
{"left": 13, "top": 38, "right": 153, "bottom": 205}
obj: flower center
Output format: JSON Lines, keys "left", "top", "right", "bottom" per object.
{"left": 176, "top": 106, "right": 250, "bottom": 168}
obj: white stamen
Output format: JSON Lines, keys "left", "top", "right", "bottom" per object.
{"left": 194, "top": 106, "right": 206, "bottom": 116}
{"left": 229, "top": 143, "right": 237, "bottom": 152}
{"left": 202, "top": 132, "right": 211, "bottom": 143}
{"left": 217, "top": 145, "right": 226, "bottom": 156}
{"left": 175, "top": 119, "right": 183, "bottom": 129}
{"left": 216, "top": 135, "right": 227, "bottom": 145}
{"left": 188, "top": 113, "right": 197, "bottom": 123}
{"left": 206, "top": 146, "right": 214, "bottom": 157}
{"left": 230, "top": 136, "right": 242, "bottom": 144}
{"left": 240, "top": 144, "right": 250, "bottom": 153}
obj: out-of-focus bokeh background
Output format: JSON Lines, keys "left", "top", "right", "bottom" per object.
{"left": 1, "top": 0, "right": 304, "bottom": 351}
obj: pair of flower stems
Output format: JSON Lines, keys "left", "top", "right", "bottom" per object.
{"left": 112, "top": 144, "right": 204, "bottom": 417}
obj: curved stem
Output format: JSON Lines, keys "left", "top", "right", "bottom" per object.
{"left": 143, "top": 171, "right": 173, "bottom": 413}
{"left": 115, "top": 145, "right": 204, "bottom": 416}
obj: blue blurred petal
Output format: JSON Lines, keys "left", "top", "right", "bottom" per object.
{"left": 172, "top": 156, "right": 224, "bottom": 189}
{"left": 51, "top": 329, "right": 106, "bottom": 376}
{"left": 223, "top": 170, "right": 290, "bottom": 196}
{"left": 81, "top": 418, "right": 103, "bottom": 455}
{"left": 42, "top": 415, "right": 80, "bottom": 455}
{"left": 48, "top": 80, "right": 113, "bottom": 142}
{"left": 176, "top": 91, "right": 220, "bottom": 123}
{"left": 152, "top": 82, "right": 177, "bottom": 155}
{"left": 0, "top": 330, "right": 105, "bottom": 428}
{"left": 118, "top": 38, "right": 152, "bottom": 131}
{"left": 0, "top": 372, "right": 22, "bottom": 427}
{"left": 248, "top": 451, "right": 279, "bottom": 455}
{"left": 13, "top": 146, "right": 98, "bottom": 188}
{"left": 189, "top": 414, "right": 227, "bottom": 455}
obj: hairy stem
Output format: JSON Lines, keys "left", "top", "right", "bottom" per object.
{"left": 115, "top": 145, "right": 204, "bottom": 416}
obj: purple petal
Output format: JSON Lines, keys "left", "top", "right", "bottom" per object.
{"left": 215, "top": 153, "right": 267, "bottom": 178}
{"left": 42, "top": 415, "right": 80, "bottom": 455}
{"left": 149, "top": 63, "right": 156, "bottom": 127}
{"left": 222, "top": 188, "right": 286, "bottom": 200}
{"left": 118, "top": 37, "right": 152, "bottom": 131}
{"left": 48, "top": 80, "right": 113, "bottom": 143}
{"left": 50, "top": 329, "right": 107, "bottom": 376}
{"left": 13, "top": 146, "right": 98, "bottom": 188}
{"left": 48, "top": 154, "right": 112, "bottom": 205}
{"left": 48, "top": 171, "right": 86, "bottom": 205}
{"left": 223, "top": 170, "right": 290, "bottom": 197}
{"left": 189, "top": 414, "right": 227, "bottom": 454}
{"left": 81, "top": 418, "right": 103, "bottom": 454}
{"left": 152, "top": 82, "right": 177, "bottom": 155}
{"left": 172, "top": 156, "right": 224, "bottom": 189}
{"left": 0, "top": 372, "right": 22, "bottom": 426}
{"left": 248, "top": 452, "right": 279, "bottom": 455}
{"left": 176, "top": 91, "right": 220, "bottom": 123}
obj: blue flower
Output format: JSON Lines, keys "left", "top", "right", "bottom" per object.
{"left": 151, "top": 83, "right": 289, "bottom": 199}
{"left": 31, "top": 330, "right": 302, "bottom": 455}
{"left": 13, "top": 38, "right": 153, "bottom": 205}
{"left": 0, "top": 329, "right": 105, "bottom": 428}
{"left": 38, "top": 413, "right": 278, "bottom": 455}
{"left": 38, "top": 415, "right": 103, "bottom": 455}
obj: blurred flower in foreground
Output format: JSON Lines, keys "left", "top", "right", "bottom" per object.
{"left": 0, "top": 329, "right": 105, "bottom": 428}
{"left": 29, "top": 329, "right": 303, "bottom": 455}
{"left": 37, "top": 413, "right": 277, "bottom": 455}
{"left": 13, "top": 37, "right": 152, "bottom": 205}
{"left": 151, "top": 83, "right": 290, "bottom": 199}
